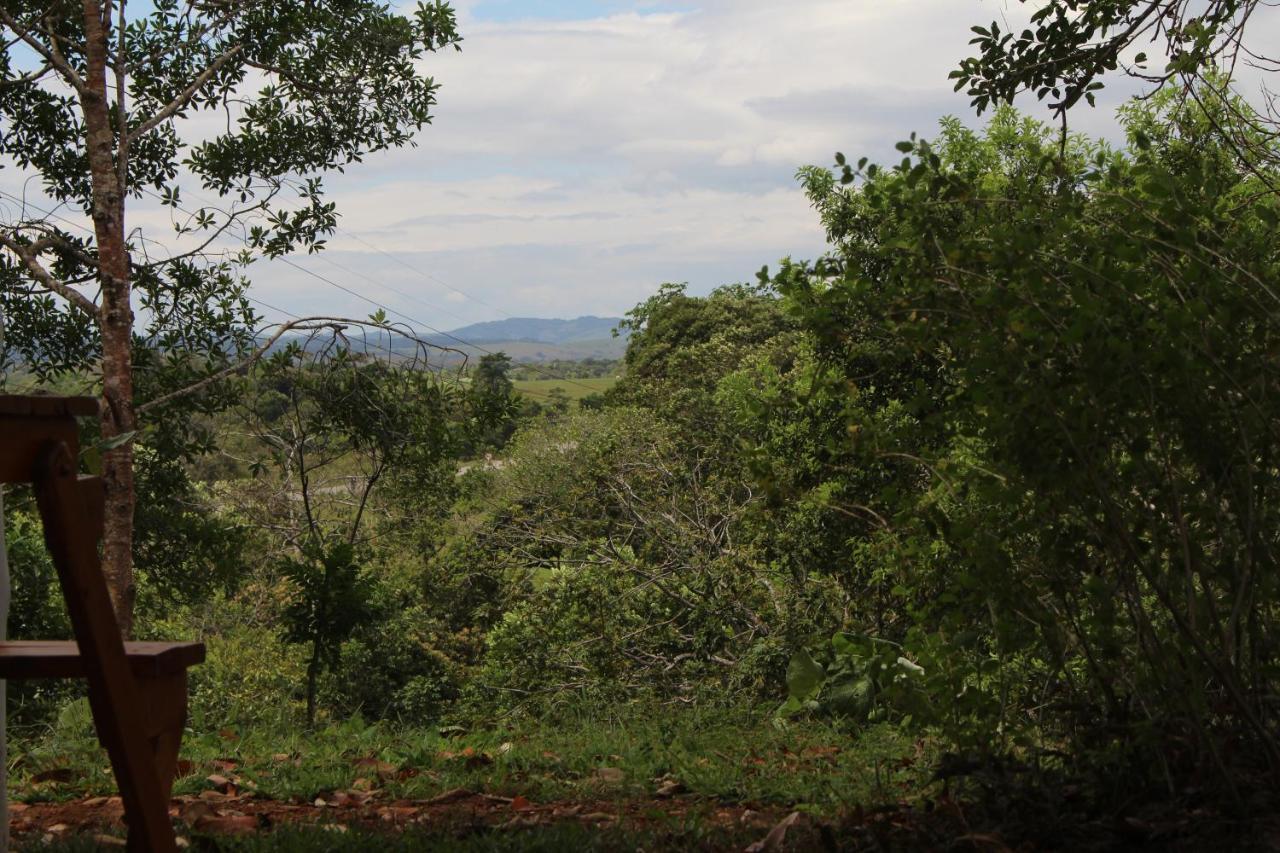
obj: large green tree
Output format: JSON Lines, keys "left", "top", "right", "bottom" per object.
{"left": 0, "top": 0, "right": 460, "bottom": 634}
{"left": 778, "top": 93, "right": 1280, "bottom": 782}
{"left": 234, "top": 328, "right": 458, "bottom": 724}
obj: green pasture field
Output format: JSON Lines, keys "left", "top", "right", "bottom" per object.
{"left": 512, "top": 377, "right": 616, "bottom": 403}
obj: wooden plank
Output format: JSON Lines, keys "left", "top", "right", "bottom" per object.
{"left": 139, "top": 673, "right": 189, "bottom": 802}
{"left": 34, "top": 441, "right": 178, "bottom": 852}
{"left": 0, "top": 641, "right": 206, "bottom": 679}
{"left": 0, "top": 416, "right": 79, "bottom": 484}
{"left": 0, "top": 395, "right": 99, "bottom": 417}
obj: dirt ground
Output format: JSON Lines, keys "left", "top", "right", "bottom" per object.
{"left": 8, "top": 790, "right": 799, "bottom": 848}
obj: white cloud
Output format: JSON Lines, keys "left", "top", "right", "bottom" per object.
{"left": 272, "top": 0, "right": 1002, "bottom": 324}
{"left": 18, "top": 0, "right": 1261, "bottom": 328}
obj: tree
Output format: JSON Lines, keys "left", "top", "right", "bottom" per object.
{"left": 467, "top": 352, "right": 519, "bottom": 450}
{"left": 0, "top": 0, "right": 461, "bottom": 634}
{"left": 234, "top": 326, "right": 457, "bottom": 725}
{"left": 778, "top": 94, "right": 1280, "bottom": 781}
{"left": 952, "top": 1, "right": 1277, "bottom": 174}
{"left": 612, "top": 282, "right": 798, "bottom": 443}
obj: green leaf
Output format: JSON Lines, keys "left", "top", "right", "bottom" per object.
{"left": 786, "top": 649, "right": 825, "bottom": 701}
{"left": 97, "top": 431, "right": 138, "bottom": 452}
{"left": 826, "top": 676, "right": 875, "bottom": 719}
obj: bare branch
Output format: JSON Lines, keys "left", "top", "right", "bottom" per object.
{"left": 0, "top": 59, "right": 55, "bottom": 88}
{"left": 128, "top": 43, "right": 244, "bottom": 144}
{"left": 0, "top": 232, "right": 99, "bottom": 315}
{"left": 0, "top": 7, "right": 88, "bottom": 94}
{"left": 135, "top": 316, "right": 462, "bottom": 414}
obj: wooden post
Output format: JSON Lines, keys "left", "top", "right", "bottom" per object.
{"left": 1, "top": 483, "right": 9, "bottom": 852}
{"left": 34, "top": 444, "right": 177, "bottom": 852}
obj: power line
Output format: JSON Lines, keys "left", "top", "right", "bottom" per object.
{"left": 163, "top": 184, "right": 613, "bottom": 388}
{"left": 314, "top": 252, "right": 476, "bottom": 330}
{"left": 0, "top": 189, "right": 93, "bottom": 235}
{"left": 333, "top": 226, "right": 517, "bottom": 321}
{"left": 3, "top": 186, "right": 609, "bottom": 396}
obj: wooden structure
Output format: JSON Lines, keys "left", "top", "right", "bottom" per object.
{"left": 0, "top": 395, "right": 204, "bottom": 851}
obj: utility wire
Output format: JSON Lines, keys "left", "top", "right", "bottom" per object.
{"left": 160, "top": 183, "right": 616, "bottom": 390}
{"left": 314, "top": 251, "right": 476, "bottom": 330}
{"left": 333, "top": 225, "right": 516, "bottom": 320}
{"left": 1, "top": 187, "right": 604, "bottom": 397}
{"left": 138, "top": 185, "right": 609, "bottom": 393}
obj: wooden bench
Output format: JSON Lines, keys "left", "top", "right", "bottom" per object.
{"left": 1, "top": 394, "right": 202, "bottom": 851}
{"left": 0, "top": 641, "right": 205, "bottom": 802}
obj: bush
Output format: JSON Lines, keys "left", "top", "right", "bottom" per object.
{"left": 187, "top": 623, "right": 307, "bottom": 731}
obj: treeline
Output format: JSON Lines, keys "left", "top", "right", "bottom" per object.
{"left": 507, "top": 358, "right": 620, "bottom": 381}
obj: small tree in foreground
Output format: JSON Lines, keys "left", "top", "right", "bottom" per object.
{"left": 234, "top": 326, "right": 458, "bottom": 725}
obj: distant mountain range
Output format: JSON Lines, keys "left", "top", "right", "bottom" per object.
{"left": 265, "top": 316, "right": 629, "bottom": 364}
{"left": 439, "top": 316, "right": 626, "bottom": 346}
{"left": 425, "top": 316, "right": 629, "bottom": 363}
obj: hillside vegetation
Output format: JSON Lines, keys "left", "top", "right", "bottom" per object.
{"left": 4, "top": 0, "right": 1280, "bottom": 847}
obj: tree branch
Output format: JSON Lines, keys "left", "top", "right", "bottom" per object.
{"left": 0, "top": 232, "right": 99, "bottom": 316}
{"left": 0, "top": 59, "right": 55, "bottom": 88}
{"left": 128, "top": 43, "right": 244, "bottom": 144}
{"left": 135, "top": 316, "right": 423, "bottom": 414}
{"left": 0, "top": 8, "right": 88, "bottom": 94}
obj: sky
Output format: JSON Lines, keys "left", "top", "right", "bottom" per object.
{"left": 1, "top": 1, "right": 1175, "bottom": 329}
{"left": 257, "top": 0, "right": 1105, "bottom": 328}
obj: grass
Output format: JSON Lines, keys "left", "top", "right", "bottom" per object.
{"left": 13, "top": 708, "right": 932, "bottom": 809}
{"left": 10, "top": 708, "right": 938, "bottom": 850}
{"left": 512, "top": 377, "right": 616, "bottom": 403}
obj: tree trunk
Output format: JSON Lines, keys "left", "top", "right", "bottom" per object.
{"left": 79, "top": 0, "right": 136, "bottom": 637}
{"left": 305, "top": 643, "right": 321, "bottom": 727}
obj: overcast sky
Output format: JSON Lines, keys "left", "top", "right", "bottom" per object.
{"left": 262, "top": 0, "right": 1115, "bottom": 328}
{"left": 3, "top": 1, "right": 1164, "bottom": 330}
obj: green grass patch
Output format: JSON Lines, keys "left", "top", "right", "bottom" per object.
{"left": 11, "top": 708, "right": 934, "bottom": 813}
{"left": 512, "top": 377, "right": 616, "bottom": 403}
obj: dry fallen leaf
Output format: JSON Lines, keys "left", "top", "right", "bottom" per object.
{"left": 655, "top": 779, "right": 685, "bottom": 798}
{"left": 744, "top": 811, "right": 800, "bottom": 853}
{"left": 192, "top": 814, "right": 257, "bottom": 835}
{"left": 206, "top": 774, "right": 233, "bottom": 792}
{"left": 378, "top": 806, "right": 418, "bottom": 822}
{"left": 423, "top": 787, "right": 474, "bottom": 805}
{"left": 92, "top": 834, "right": 127, "bottom": 848}
{"left": 594, "top": 767, "right": 626, "bottom": 784}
